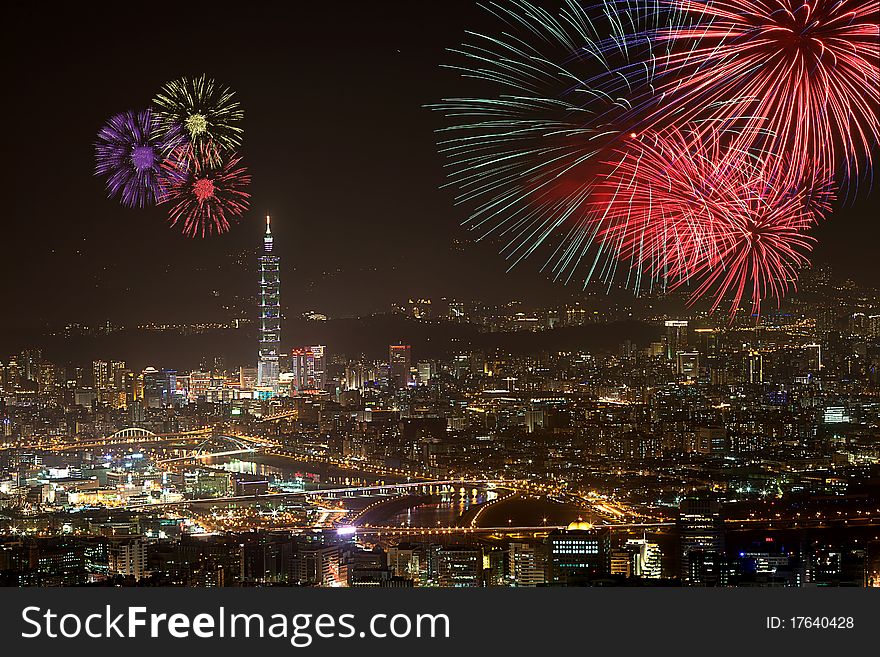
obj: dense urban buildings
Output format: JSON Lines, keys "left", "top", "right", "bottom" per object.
{"left": 1, "top": 225, "right": 879, "bottom": 587}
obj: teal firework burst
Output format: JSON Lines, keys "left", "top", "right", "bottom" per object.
{"left": 431, "top": 0, "right": 699, "bottom": 290}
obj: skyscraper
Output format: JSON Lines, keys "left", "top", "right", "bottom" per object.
{"left": 258, "top": 215, "right": 281, "bottom": 389}
{"left": 676, "top": 351, "right": 700, "bottom": 379}
{"left": 678, "top": 497, "right": 724, "bottom": 585}
{"left": 508, "top": 541, "right": 547, "bottom": 586}
{"left": 92, "top": 360, "right": 110, "bottom": 391}
{"left": 389, "top": 344, "right": 412, "bottom": 389}
{"left": 746, "top": 350, "right": 763, "bottom": 383}
{"left": 436, "top": 545, "right": 483, "bottom": 587}
{"left": 290, "top": 346, "right": 326, "bottom": 391}
{"left": 665, "top": 320, "right": 689, "bottom": 360}
{"left": 546, "top": 523, "right": 611, "bottom": 584}
{"left": 142, "top": 367, "right": 176, "bottom": 409}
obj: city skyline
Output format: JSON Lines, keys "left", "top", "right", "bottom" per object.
{"left": 4, "top": 2, "right": 879, "bottom": 333}
{"left": 2, "top": 0, "right": 879, "bottom": 595}
{"left": 1, "top": 260, "right": 876, "bottom": 373}
{"left": 3, "top": 274, "right": 879, "bottom": 587}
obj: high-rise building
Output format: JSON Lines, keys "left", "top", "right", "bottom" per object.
{"left": 436, "top": 545, "right": 483, "bottom": 587}
{"left": 850, "top": 312, "right": 868, "bottom": 337}
{"left": 610, "top": 430, "right": 662, "bottom": 460}
{"left": 745, "top": 350, "right": 763, "bottom": 383}
{"left": 546, "top": 523, "right": 611, "bottom": 584}
{"left": 92, "top": 360, "right": 111, "bottom": 391}
{"left": 696, "top": 426, "right": 727, "bottom": 455}
{"left": 508, "top": 542, "right": 547, "bottom": 586}
{"left": 389, "top": 344, "right": 412, "bottom": 389}
{"left": 258, "top": 215, "right": 281, "bottom": 389}
{"left": 665, "top": 320, "right": 689, "bottom": 360}
{"left": 344, "top": 364, "right": 366, "bottom": 391}
{"left": 817, "top": 305, "right": 842, "bottom": 337}
{"left": 694, "top": 328, "right": 718, "bottom": 355}
{"left": 37, "top": 363, "right": 57, "bottom": 395}
{"left": 678, "top": 497, "right": 724, "bottom": 585}
{"left": 110, "top": 361, "right": 127, "bottom": 389}
{"left": 866, "top": 541, "right": 880, "bottom": 587}
{"left": 676, "top": 351, "right": 700, "bottom": 379}
{"left": 309, "top": 345, "right": 326, "bottom": 389}
{"left": 143, "top": 367, "right": 176, "bottom": 409}
{"left": 239, "top": 367, "right": 258, "bottom": 389}
{"left": 290, "top": 544, "right": 341, "bottom": 587}
{"left": 525, "top": 409, "right": 545, "bottom": 434}
{"left": 291, "top": 346, "right": 326, "bottom": 391}
{"left": 387, "top": 543, "right": 426, "bottom": 586}
{"left": 20, "top": 349, "right": 41, "bottom": 384}
{"left": 108, "top": 536, "right": 147, "bottom": 580}
{"left": 123, "top": 371, "right": 142, "bottom": 409}
{"left": 188, "top": 371, "right": 210, "bottom": 402}
{"left": 624, "top": 538, "right": 663, "bottom": 579}
{"left": 416, "top": 361, "right": 433, "bottom": 385}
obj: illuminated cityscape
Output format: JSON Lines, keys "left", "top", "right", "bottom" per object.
{"left": 1, "top": 220, "right": 879, "bottom": 586}
{"left": 3, "top": 1, "right": 878, "bottom": 594}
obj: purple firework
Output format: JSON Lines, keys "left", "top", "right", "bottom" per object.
{"left": 94, "top": 109, "right": 184, "bottom": 207}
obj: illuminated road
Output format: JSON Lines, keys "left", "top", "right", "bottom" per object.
{"left": 724, "top": 516, "right": 880, "bottom": 530}
{"left": 349, "top": 523, "right": 675, "bottom": 537}
{"left": 156, "top": 447, "right": 262, "bottom": 464}
{"left": 5, "top": 428, "right": 217, "bottom": 452}
{"left": 121, "top": 479, "right": 508, "bottom": 509}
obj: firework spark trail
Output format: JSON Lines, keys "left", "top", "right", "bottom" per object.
{"left": 163, "top": 143, "right": 251, "bottom": 238}
{"left": 94, "top": 109, "right": 185, "bottom": 207}
{"left": 153, "top": 74, "right": 244, "bottom": 161}
{"left": 593, "top": 127, "right": 836, "bottom": 315}
{"left": 432, "top": 0, "right": 700, "bottom": 291}
{"left": 650, "top": 0, "right": 879, "bottom": 193}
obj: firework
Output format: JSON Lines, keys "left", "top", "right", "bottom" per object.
{"left": 153, "top": 75, "right": 244, "bottom": 157}
{"left": 431, "top": 0, "right": 696, "bottom": 287}
{"left": 163, "top": 143, "right": 251, "bottom": 238}
{"left": 593, "top": 128, "right": 835, "bottom": 315}
{"left": 652, "top": 0, "right": 879, "bottom": 191}
{"left": 94, "top": 109, "right": 184, "bottom": 207}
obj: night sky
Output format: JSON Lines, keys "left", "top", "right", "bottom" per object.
{"left": 4, "top": 1, "right": 878, "bottom": 333}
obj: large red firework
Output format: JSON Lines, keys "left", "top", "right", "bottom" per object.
{"left": 592, "top": 128, "right": 835, "bottom": 316}
{"left": 163, "top": 143, "right": 251, "bottom": 238}
{"left": 652, "top": 0, "right": 879, "bottom": 188}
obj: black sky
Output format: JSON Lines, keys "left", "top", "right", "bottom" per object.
{"left": 4, "top": 1, "right": 878, "bottom": 332}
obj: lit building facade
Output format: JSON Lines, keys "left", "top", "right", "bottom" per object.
{"left": 389, "top": 344, "right": 412, "bottom": 389}
{"left": 679, "top": 497, "right": 725, "bottom": 585}
{"left": 107, "top": 537, "right": 147, "bottom": 581}
{"left": 436, "top": 545, "right": 483, "bottom": 587}
{"left": 665, "top": 320, "right": 689, "bottom": 360}
{"left": 258, "top": 215, "right": 281, "bottom": 389}
{"left": 92, "top": 360, "right": 110, "bottom": 391}
{"left": 508, "top": 541, "right": 546, "bottom": 586}
{"left": 291, "top": 346, "right": 326, "bottom": 391}
{"left": 547, "top": 524, "right": 611, "bottom": 584}
{"left": 142, "top": 367, "right": 176, "bottom": 409}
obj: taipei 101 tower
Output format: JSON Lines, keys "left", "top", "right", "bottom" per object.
{"left": 257, "top": 214, "right": 281, "bottom": 388}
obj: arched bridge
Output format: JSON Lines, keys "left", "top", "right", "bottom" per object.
{"left": 109, "top": 427, "right": 157, "bottom": 440}
{"left": 45, "top": 427, "right": 214, "bottom": 452}
{"left": 156, "top": 434, "right": 270, "bottom": 463}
